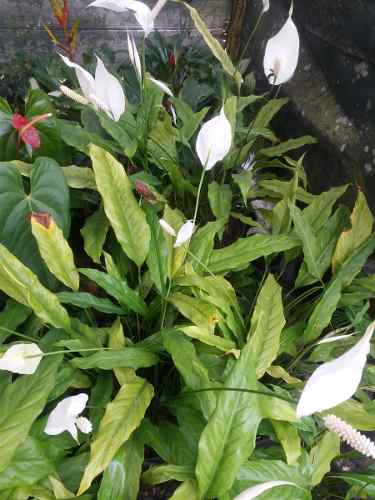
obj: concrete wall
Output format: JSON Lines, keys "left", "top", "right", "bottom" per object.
{"left": 0, "top": 0, "right": 231, "bottom": 62}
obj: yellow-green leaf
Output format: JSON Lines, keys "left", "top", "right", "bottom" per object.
{"left": 31, "top": 214, "right": 79, "bottom": 291}
{"left": 90, "top": 145, "right": 150, "bottom": 266}
{"left": 178, "top": 1, "right": 242, "bottom": 85}
{"left": 248, "top": 274, "right": 286, "bottom": 378}
{"left": 272, "top": 421, "right": 301, "bottom": 465}
{"left": 332, "top": 191, "right": 373, "bottom": 273}
{"left": 310, "top": 431, "right": 340, "bottom": 486}
{"left": 169, "top": 480, "right": 200, "bottom": 500}
{"left": 169, "top": 292, "right": 220, "bottom": 333}
{"left": 78, "top": 376, "right": 154, "bottom": 494}
{"left": 0, "top": 243, "right": 71, "bottom": 331}
{"left": 81, "top": 205, "right": 109, "bottom": 264}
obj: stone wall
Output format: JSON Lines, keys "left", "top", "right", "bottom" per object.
{"left": 0, "top": 0, "right": 230, "bottom": 62}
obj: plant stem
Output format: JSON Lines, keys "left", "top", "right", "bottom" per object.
{"left": 0, "top": 327, "right": 36, "bottom": 342}
{"left": 182, "top": 386, "right": 296, "bottom": 404}
{"left": 25, "top": 347, "right": 114, "bottom": 359}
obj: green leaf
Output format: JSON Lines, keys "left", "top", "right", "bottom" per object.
{"left": 195, "top": 342, "right": 261, "bottom": 498}
{"left": 0, "top": 243, "right": 71, "bottom": 331}
{"left": 79, "top": 268, "right": 147, "bottom": 316}
{"left": 57, "top": 291, "right": 125, "bottom": 315}
{"left": 188, "top": 219, "right": 226, "bottom": 273}
{"left": 310, "top": 431, "right": 340, "bottom": 486}
{"left": 259, "top": 136, "right": 317, "bottom": 157}
{"left": 178, "top": 1, "right": 242, "bottom": 84}
{"left": 178, "top": 326, "right": 236, "bottom": 352}
{"left": 31, "top": 214, "right": 79, "bottom": 291}
{"left": 144, "top": 205, "right": 168, "bottom": 295}
{"left": 208, "top": 182, "right": 232, "bottom": 224}
{"left": 0, "top": 300, "right": 31, "bottom": 343}
{"left": 252, "top": 98, "right": 289, "bottom": 129}
{"left": 326, "top": 399, "right": 375, "bottom": 431}
{"left": 290, "top": 205, "right": 320, "bottom": 280}
{"left": 143, "top": 464, "right": 194, "bottom": 485}
{"left": 209, "top": 234, "right": 299, "bottom": 273}
{"left": 332, "top": 191, "right": 373, "bottom": 273}
{"left": 172, "top": 99, "right": 209, "bottom": 141}
{"left": 72, "top": 348, "right": 158, "bottom": 370}
{"left": 169, "top": 480, "right": 200, "bottom": 500}
{"left": 81, "top": 205, "right": 109, "bottom": 264}
{"left": 169, "top": 292, "right": 220, "bottom": 332}
{"left": 98, "top": 434, "right": 144, "bottom": 500}
{"left": 272, "top": 421, "right": 301, "bottom": 465}
{"left": 0, "top": 354, "right": 62, "bottom": 472}
{"left": 0, "top": 437, "right": 55, "bottom": 490}
{"left": 232, "top": 459, "right": 311, "bottom": 500}
{"left": 78, "top": 375, "right": 154, "bottom": 494}
{"left": 303, "top": 185, "right": 348, "bottom": 233}
{"left": 90, "top": 145, "right": 150, "bottom": 266}
{"left": 249, "top": 274, "right": 286, "bottom": 378}
{"left": 0, "top": 158, "right": 70, "bottom": 286}
{"left": 98, "top": 111, "right": 138, "bottom": 158}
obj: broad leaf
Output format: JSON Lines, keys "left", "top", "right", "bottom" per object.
{"left": 90, "top": 144, "right": 150, "bottom": 266}
{"left": 0, "top": 355, "right": 62, "bottom": 472}
{"left": 208, "top": 182, "right": 232, "bottom": 225}
{"left": 310, "top": 431, "right": 340, "bottom": 486}
{"left": 0, "top": 158, "right": 70, "bottom": 285}
{"left": 249, "top": 274, "right": 286, "bottom": 378}
{"left": 72, "top": 348, "right": 158, "bottom": 370}
{"left": 81, "top": 205, "right": 109, "bottom": 264}
{"left": 290, "top": 205, "right": 320, "bottom": 279}
{"left": 78, "top": 375, "right": 154, "bottom": 494}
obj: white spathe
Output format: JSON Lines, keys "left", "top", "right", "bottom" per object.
{"left": 297, "top": 320, "right": 375, "bottom": 418}
{"left": 60, "top": 55, "right": 125, "bottom": 121}
{"left": 174, "top": 221, "right": 195, "bottom": 248}
{"left": 0, "top": 343, "right": 43, "bottom": 375}
{"left": 159, "top": 218, "right": 176, "bottom": 236}
{"left": 263, "top": 15, "right": 300, "bottom": 85}
{"left": 127, "top": 33, "right": 142, "bottom": 80}
{"left": 89, "top": 0, "right": 155, "bottom": 35}
{"left": 45, "top": 393, "right": 92, "bottom": 441}
{"left": 148, "top": 76, "right": 174, "bottom": 97}
{"left": 196, "top": 107, "right": 232, "bottom": 170}
{"left": 262, "top": 0, "right": 270, "bottom": 12}
{"left": 234, "top": 480, "right": 296, "bottom": 499}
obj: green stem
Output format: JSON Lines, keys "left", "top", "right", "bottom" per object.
{"left": 193, "top": 168, "right": 206, "bottom": 227}
{"left": 25, "top": 347, "right": 114, "bottom": 359}
{"left": 0, "top": 327, "right": 36, "bottom": 342}
{"left": 238, "top": 11, "right": 264, "bottom": 63}
{"left": 182, "top": 387, "right": 296, "bottom": 404}
{"left": 187, "top": 250, "right": 215, "bottom": 277}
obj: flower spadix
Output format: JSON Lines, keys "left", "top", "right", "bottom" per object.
{"left": 89, "top": 0, "right": 155, "bottom": 36}
{"left": 45, "top": 393, "right": 92, "bottom": 441}
{"left": 297, "top": 320, "right": 375, "bottom": 418}
{"left": 60, "top": 55, "right": 125, "bottom": 121}
{"left": 196, "top": 107, "right": 232, "bottom": 170}
{"left": 234, "top": 480, "right": 297, "bottom": 499}
{"left": 0, "top": 343, "right": 43, "bottom": 375}
{"left": 159, "top": 219, "right": 195, "bottom": 247}
{"left": 263, "top": 9, "right": 299, "bottom": 85}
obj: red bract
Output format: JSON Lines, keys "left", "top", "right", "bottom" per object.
{"left": 168, "top": 50, "right": 176, "bottom": 69}
{"left": 11, "top": 113, "right": 45, "bottom": 150}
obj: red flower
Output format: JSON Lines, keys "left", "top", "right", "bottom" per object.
{"left": 168, "top": 50, "right": 176, "bottom": 69}
{"left": 11, "top": 112, "right": 51, "bottom": 150}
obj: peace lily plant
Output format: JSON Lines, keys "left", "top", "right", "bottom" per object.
{"left": 0, "top": 0, "right": 374, "bottom": 499}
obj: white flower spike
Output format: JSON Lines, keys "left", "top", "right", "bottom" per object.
{"left": 0, "top": 343, "right": 43, "bottom": 375}
{"left": 196, "top": 107, "right": 232, "bottom": 170}
{"left": 324, "top": 414, "right": 375, "bottom": 459}
{"left": 297, "top": 320, "right": 375, "bottom": 418}
{"left": 127, "top": 33, "right": 142, "bottom": 81}
{"left": 159, "top": 218, "right": 176, "bottom": 236}
{"left": 60, "top": 55, "right": 125, "bottom": 121}
{"left": 263, "top": 10, "right": 299, "bottom": 85}
{"left": 89, "top": 0, "right": 155, "bottom": 36}
{"left": 45, "top": 393, "right": 92, "bottom": 442}
{"left": 148, "top": 76, "right": 174, "bottom": 97}
{"left": 174, "top": 221, "right": 195, "bottom": 248}
{"left": 234, "top": 480, "right": 297, "bottom": 499}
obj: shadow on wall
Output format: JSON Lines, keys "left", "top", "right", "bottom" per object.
{"left": 244, "top": 0, "right": 375, "bottom": 212}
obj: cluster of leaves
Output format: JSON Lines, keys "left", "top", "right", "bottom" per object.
{"left": 0, "top": 2, "right": 374, "bottom": 500}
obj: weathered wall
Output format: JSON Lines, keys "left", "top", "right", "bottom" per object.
{"left": 0, "top": 0, "right": 230, "bottom": 61}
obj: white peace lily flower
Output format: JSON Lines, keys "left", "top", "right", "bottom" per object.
{"left": 174, "top": 221, "right": 195, "bottom": 248}
{"left": 297, "top": 320, "right": 375, "bottom": 418}
{"left": 234, "top": 480, "right": 297, "bottom": 499}
{"left": 263, "top": 14, "right": 300, "bottom": 85}
{"left": 89, "top": 0, "right": 154, "bottom": 36}
{"left": 316, "top": 332, "right": 356, "bottom": 345}
{"left": 148, "top": 76, "right": 174, "bottom": 97}
{"left": 127, "top": 33, "right": 142, "bottom": 80}
{"left": 45, "top": 393, "right": 92, "bottom": 441}
{"left": 159, "top": 218, "right": 176, "bottom": 236}
{"left": 0, "top": 343, "right": 43, "bottom": 375}
{"left": 196, "top": 107, "right": 232, "bottom": 170}
{"left": 60, "top": 55, "right": 125, "bottom": 121}
{"left": 262, "top": 0, "right": 270, "bottom": 12}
